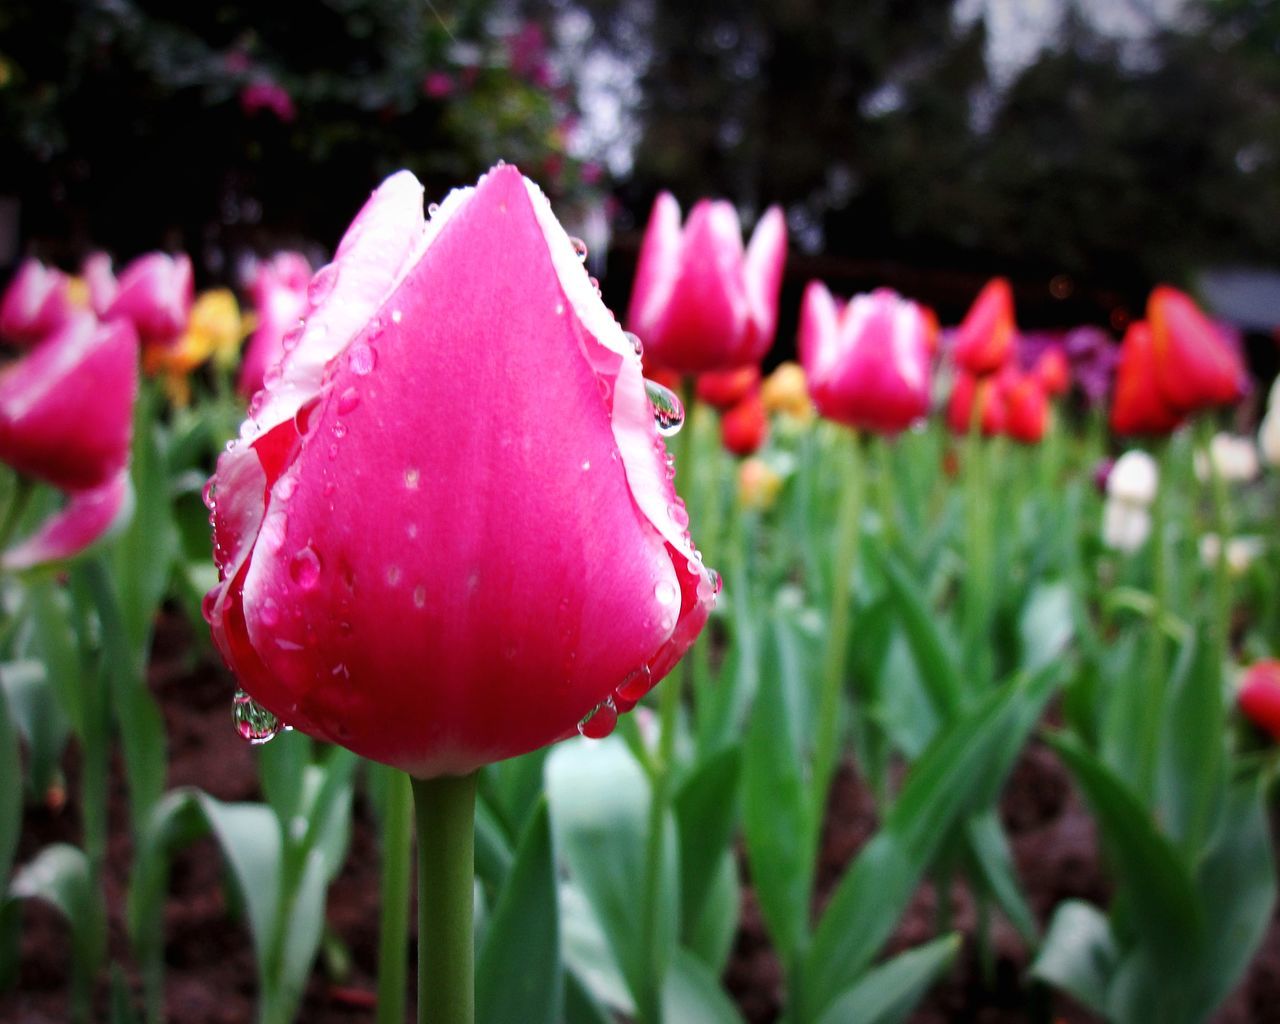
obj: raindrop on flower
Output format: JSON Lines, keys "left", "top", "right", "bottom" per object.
{"left": 349, "top": 343, "right": 376, "bottom": 376}
{"left": 332, "top": 422, "right": 348, "bottom": 439}
{"left": 404, "top": 467, "right": 421, "bottom": 490}
{"left": 616, "top": 665, "right": 653, "bottom": 702}
{"left": 624, "top": 331, "right": 644, "bottom": 357}
{"left": 260, "top": 598, "right": 281, "bottom": 626}
{"left": 290, "top": 545, "right": 322, "bottom": 589}
{"left": 233, "top": 688, "right": 280, "bottom": 745}
{"left": 202, "top": 478, "right": 216, "bottom": 510}
{"left": 264, "top": 363, "right": 283, "bottom": 388}
{"left": 655, "top": 578, "right": 679, "bottom": 606}
{"left": 338, "top": 387, "right": 360, "bottom": 414}
{"left": 668, "top": 501, "right": 689, "bottom": 529}
{"left": 391, "top": 309, "right": 403, "bottom": 324}
{"left": 428, "top": 202, "right": 440, "bottom": 216}
{"left": 569, "top": 236, "right": 588, "bottom": 262}
{"left": 578, "top": 697, "right": 618, "bottom": 740}
{"left": 386, "top": 565, "right": 402, "bottom": 587}
{"left": 589, "top": 276, "right": 601, "bottom": 296}
{"left": 307, "top": 263, "right": 340, "bottom": 305}
{"left": 644, "top": 378, "right": 685, "bottom": 436}
{"left": 413, "top": 585, "right": 427, "bottom": 608}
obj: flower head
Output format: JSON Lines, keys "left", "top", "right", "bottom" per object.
{"left": 0, "top": 259, "right": 74, "bottom": 347}
{"left": 206, "top": 166, "right": 716, "bottom": 777}
{"left": 951, "top": 277, "right": 1015, "bottom": 375}
{"left": 1239, "top": 661, "right": 1280, "bottom": 742}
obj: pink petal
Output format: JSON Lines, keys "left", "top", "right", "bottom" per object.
{"left": 104, "top": 253, "right": 193, "bottom": 349}
{"left": 210, "top": 166, "right": 714, "bottom": 777}
{"left": 742, "top": 205, "right": 788, "bottom": 358}
{"left": 626, "top": 191, "right": 683, "bottom": 346}
{"left": 82, "top": 253, "right": 118, "bottom": 316}
{"left": 0, "top": 259, "right": 73, "bottom": 347}
{"left": 0, "top": 314, "right": 139, "bottom": 490}
{"left": 238, "top": 253, "right": 311, "bottom": 396}
{"left": 3, "top": 471, "right": 132, "bottom": 570}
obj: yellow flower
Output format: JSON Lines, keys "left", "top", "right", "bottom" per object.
{"left": 738, "top": 456, "right": 782, "bottom": 511}
{"left": 145, "top": 289, "right": 245, "bottom": 377}
{"left": 761, "top": 361, "right": 813, "bottom": 424}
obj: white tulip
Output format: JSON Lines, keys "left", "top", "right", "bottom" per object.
{"left": 1194, "top": 433, "right": 1260, "bottom": 483}
{"left": 1102, "top": 498, "right": 1152, "bottom": 553}
{"left": 1107, "top": 450, "right": 1158, "bottom": 507}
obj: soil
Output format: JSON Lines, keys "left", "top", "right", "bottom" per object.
{"left": 4, "top": 613, "right": 1280, "bottom": 1023}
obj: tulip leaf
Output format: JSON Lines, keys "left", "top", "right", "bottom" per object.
{"left": 804, "top": 665, "right": 1058, "bottom": 1019}
{"left": 964, "top": 810, "right": 1038, "bottom": 945}
{"left": 546, "top": 736, "right": 677, "bottom": 1014}
{"left": 24, "top": 578, "right": 84, "bottom": 736}
{"left": 563, "top": 966, "right": 614, "bottom": 1024}
{"left": 473, "top": 794, "right": 515, "bottom": 891}
{"left": 294, "top": 750, "right": 358, "bottom": 885}
{"left": 875, "top": 630, "right": 941, "bottom": 759}
{"left": 1155, "top": 632, "right": 1224, "bottom": 860}
{"left": 259, "top": 728, "right": 313, "bottom": 827}
{"left": 273, "top": 847, "right": 328, "bottom": 1024}
{"left": 0, "top": 685, "right": 20, "bottom": 885}
{"left": 1018, "top": 579, "right": 1075, "bottom": 673}
{"left": 559, "top": 882, "right": 633, "bottom": 1015}
{"left": 1046, "top": 732, "right": 1204, "bottom": 971}
{"left": 685, "top": 849, "right": 739, "bottom": 975}
{"left": 9, "top": 843, "right": 106, "bottom": 980}
{"left": 743, "top": 620, "right": 814, "bottom": 973}
{"left": 674, "top": 743, "right": 740, "bottom": 943}
{"left": 814, "top": 934, "right": 961, "bottom": 1024}
{"left": 874, "top": 545, "right": 966, "bottom": 717}
{"left": 661, "top": 946, "right": 745, "bottom": 1024}
{"left": 1030, "top": 899, "right": 1118, "bottom": 1013}
{"left": 1188, "top": 777, "right": 1276, "bottom": 1018}
{"left": 477, "top": 801, "right": 561, "bottom": 1024}
{"left": 1, "top": 659, "right": 68, "bottom": 802}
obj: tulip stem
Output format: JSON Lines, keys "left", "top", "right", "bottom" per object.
{"left": 377, "top": 769, "right": 414, "bottom": 1024}
{"left": 1202, "top": 421, "right": 1234, "bottom": 666}
{"left": 1140, "top": 440, "right": 1171, "bottom": 800}
{"left": 811, "top": 433, "right": 864, "bottom": 828}
{"left": 411, "top": 771, "right": 477, "bottom": 1024}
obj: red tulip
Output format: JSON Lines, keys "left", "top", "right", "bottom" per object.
{"left": 696, "top": 365, "right": 760, "bottom": 411}
{"left": 0, "top": 259, "right": 74, "bottom": 347}
{"left": 1148, "top": 285, "right": 1247, "bottom": 413}
{"left": 952, "top": 277, "right": 1015, "bottom": 375}
{"left": 238, "top": 252, "right": 312, "bottom": 396}
{"left": 1032, "top": 347, "right": 1070, "bottom": 397}
{"left": 721, "top": 389, "right": 768, "bottom": 455}
{"left": 1239, "top": 660, "right": 1280, "bottom": 741}
{"left": 0, "top": 312, "right": 138, "bottom": 567}
{"left": 206, "top": 165, "right": 716, "bottom": 777}
{"left": 103, "top": 252, "right": 193, "bottom": 351}
{"left": 0, "top": 313, "right": 138, "bottom": 491}
{"left": 626, "top": 192, "right": 786, "bottom": 373}
{"left": 1001, "top": 370, "right": 1049, "bottom": 444}
{"left": 1110, "top": 321, "right": 1183, "bottom": 436}
{"left": 798, "top": 283, "right": 932, "bottom": 434}
{"left": 946, "top": 370, "right": 1004, "bottom": 436}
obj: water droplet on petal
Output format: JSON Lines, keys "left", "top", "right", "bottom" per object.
{"left": 264, "top": 363, "right": 283, "bottom": 388}
{"left": 578, "top": 697, "right": 618, "bottom": 739}
{"left": 428, "top": 202, "right": 440, "bottom": 216}
{"left": 624, "top": 331, "right": 644, "bottom": 356}
{"left": 290, "top": 545, "right": 322, "bottom": 589}
{"left": 616, "top": 665, "right": 653, "bottom": 702}
{"left": 655, "top": 579, "right": 679, "bottom": 606}
{"left": 308, "top": 263, "right": 340, "bottom": 306}
{"left": 260, "top": 598, "right": 281, "bottom": 626}
{"left": 404, "top": 467, "right": 421, "bottom": 490}
{"left": 338, "top": 387, "right": 360, "bottom": 414}
{"left": 645, "top": 379, "right": 685, "bottom": 436}
{"left": 668, "top": 501, "right": 689, "bottom": 529}
{"left": 332, "top": 421, "right": 348, "bottom": 439}
{"left": 581, "top": 459, "right": 591, "bottom": 471}
{"left": 386, "top": 565, "right": 402, "bottom": 587}
{"left": 349, "top": 343, "right": 376, "bottom": 376}
{"left": 413, "top": 585, "right": 427, "bottom": 608}
{"left": 589, "top": 276, "right": 601, "bottom": 296}
{"left": 202, "top": 478, "right": 216, "bottom": 510}
{"left": 569, "top": 236, "right": 588, "bottom": 262}
{"left": 391, "top": 309, "right": 403, "bottom": 324}
{"left": 233, "top": 688, "right": 280, "bottom": 745}
{"left": 275, "top": 476, "right": 297, "bottom": 501}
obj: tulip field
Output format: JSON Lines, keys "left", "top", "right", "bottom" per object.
{"left": 0, "top": 158, "right": 1279, "bottom": 1024}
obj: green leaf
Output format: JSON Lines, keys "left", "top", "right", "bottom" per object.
{"left": 661, "top": 947, "right": 744, "bottom": 1024}
{"left": 742, "top": 629, "right": 813, "bottom": 971}
{"left": 259, "top": 729, "right": 313, "bottom": 826}
{"left": 1, "top": 659, "right": 68, "bottom": 801}
{"left": 1030, "top": 899, "right": 1118, "bottom": 1013}
{"left": 1189, "top": 778, "right": 1277, "bottom": 1018}
{"left": 546, "top": 737, "right": 677, "bottom": 1012}
{"left": 474, "top": 795, "right": 515, "bottom": 890}
{"left": 674, "top": 744, "right": 740, "bottom": 943}
{"left": 1018, "top": 579, "right": 1074, "bottom": 673}
{"left": 477, "top": 801, "right": 562, "bottom": 1024}
{"left": 24, "top": 578, "right": 85, "bottom": 736}
{"left": 483, "top": 747, "right": 550, "bottom": 845}
{"left": 0, "top": 682, "right": 20, "bottom": 884}
{"left": 10, "top": 843, "right": 106, "bottom": 976}
{"left": 1156, "top": 633, "right": 1224, "bottom": 860}
{"left": 685, "top": 850, "right": 739, "bottom": 975}
{"left": 273, "top": 847, "right": 328, "bottom": 1024}
{"left": 815, "top": 935, "right": 961, "bottom": 1024}
{"left": 874, "top": 546, "right": 966, "bottom": 717}
{"left": 563, "top": 966, "right": 614, "bottom": 1024}
{"left": 1046, "top": 733, "right": 1204, "bottom": 970}
{"left": 965, "top": 811, "right": 1038, "bottom": 945}
{"left": 804, "top": 666, "right": 1058, "bottom": 1019}
{"left": 559, "top": 882, "right": 632, "bottom": 1015}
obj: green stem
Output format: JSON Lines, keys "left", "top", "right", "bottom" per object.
{"left": 963, "top": 420, "right": 994, "bottom": 684}
{"left": 875, "top": 436, "right": 897, "bottom": 551}
{"left": 411, "top": 772, "right": 478, "bottom": 1024}
{"left": 1202, "top": 424, "right": 1234, "bottom": 665}
{"left": 811, "top": 434, "right": 864, "bottom": 823}
{"left": 1140, "top": 440, "right": 1171, "bottom": 799}
{"left": 378, "top": 769, "right": 414, "bottom": 1024}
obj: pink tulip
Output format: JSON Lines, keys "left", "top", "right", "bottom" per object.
{"left": 82, "top": 252, "right": 118, "bottom": 316}
{"left": 103, "top": 252, "right": 193, "bottom": 350}
{"left": 0, "top": 259, "right": 74, "bottom": 347}
{"left": 238, "top": 252, "right": 312, "bottom": 396}
{"left": 206, "top": 165, "right": 717, "bottom": 778}
{"left": 627, "top": 192, "right": 786, "bottom": 373}
{"left": 0, "top": 313, "right": 138, "bottom": 567}
{"left": 799, "top": 283, "right": 932, "bottom": 434}
{"left": 0, "top": 313, "right": 138, "bottom": 491}
{"left": 1239, "top": 660, "right": 1280, "bottom": 742}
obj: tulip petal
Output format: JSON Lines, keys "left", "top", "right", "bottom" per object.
{"left": 0, "top": 259, "right": 73, "bottom": 347}
{"left": 743, "top": 205, "right": 788, "bottom": 356}
{"left": 3, "top": 471, "right": 132, "bottom": 570}
{"left": 627, "top": 191, "right": 683, "bottom": 345}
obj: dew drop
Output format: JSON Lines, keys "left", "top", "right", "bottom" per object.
{"left": 307, "top": 263, "right": 340, "bottom": 306}
{"left": 428, "top": 202, "right": 440, "bottom": 216}
{"left": 555, "top": 302, "right": 565, "bottom": 316}
{"left": 404, "top": 467, "right": 421, "bottom": 490}
{"left": 233, "top": 689, "right": 280, "bottom": 745}
{"left": 275, "top": 476, "right": 297, "bottom": 501}
{"left": 624, "top": 331, "right": 644, "bottom": 357}
{"left": 569, "top": 236, "right": 588, "bottom": 262}
{"left": 202, "top": 478, "right": 216, "bottom": 510}
{"left": 328, "top": 443, "right": 339, "bottom": 461}
{"left": 391, "top": 309, "right": 403, "bottom": 324}
{"left": 616, "top": 665, "right": 653, "bottom": 702}
{"left": 386, "top": 565, "right": 402, "bottom": 587}
{"left": 645, "top": 379, "right": 685, "bottom": 436}
{"left": 281, "top": 324, "right": 303, "bottom": 352}
{"left": 264, "top": 363, "right": 283, "bottom": 388}
{"left": 338, "top": 387, "right": 360, "bottom": 414}
{"left": 406, "top": 523, "right": 419, "bottom": 539}
{"left": 332, "top": 421, "right": 348, "bottom": 439}
{"left": 668, "top": 501, "right": 689, "bottom": 529}
{"left": 655, "top": 578, "right": 679, "bottom": 606}
{"left": 589, "top": 276, "right": 602, "bottom": 296}
{"left": 349, "top": 343, "right": 376, "bottom": 376}
{"left": 290, "top": 545, "right": 322, "bottom": 589}
{"left": 581, "top": 459, "right": 591, "bottom": 471}
{"left": 260, "top": 598, "right": 281, "bottom": 627}
{"left": 413, "top": 585, "right": 427, "bottom": 608}
{"left": 248, "top": 390, "right": 267, "bottom": 417}
{"left": 577, "top": 697, "right": 618, "bottom": 740}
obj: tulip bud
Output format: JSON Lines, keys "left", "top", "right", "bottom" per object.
{"left": 1148, "top": 285, "right": 1247, "bottom": 413}
{"left": 1238, "top": 660, "right": 1280, "bottom": 741}
{"left": 951, "top": 277, "right": 1015, "bottom": 375}
{"left": 738, "top": 456, "right": 782, "bottom": 510}
{"left": 1107, "top": 450, "right": 1158, "bottom": 508}
{"left": 103, "top": 252, "right": 194, "bottom": 351}
{"left": 0, "top": 259, "right": 74, "bottom": 347}
{"left": 721, "top": 390, "right": 768, "bottom": 455}
{"left": 696, "top": 365, "right": 760, "bottom": 411}
{"left": 1110, "top": 321, "right": 1183, "bottom": 436}
{"left": 1193, "top": 433, "right": 1260, "bottom": 484}
{"left": 760, "top": 361, "right": 813, "bottom": 423}
{"left": 1032, "top": 347, "right": 1070, "bottom": 397}
{"left": 239, "top": 252, "right": 312, "bottom": 396}
{"left": 1001, "top": 371, "right": 1049, "bottom": 444}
